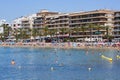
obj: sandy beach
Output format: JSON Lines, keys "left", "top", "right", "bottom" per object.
{"left": 0, "top": 42, "right": 120, "bottom": 50}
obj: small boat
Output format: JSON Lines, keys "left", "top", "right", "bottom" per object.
{"left": 101, "top": 55, "right": 113, "bottom": 62}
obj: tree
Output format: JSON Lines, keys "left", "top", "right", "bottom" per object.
{"left": 73, "top": 26, "right": 80, "bottom": 36}
{"left": 66, "top": 27, "right": 72, "bottom": 41}
{"left": 103, "top": 26, "right": 113, "bottom": 42}
{"left": 80, "top": 26, "right": 87, "bottom": 42}
{"left": 43, "top": 26, "right": 49, "bottom": 37}
{"left": 22, "top": 29, "right": 30, "bottom": 40}
{"left": 14, "top": 29, "right": 19, "bottom": 42}
{"left": 59, "top": 28, "right": 68, "bottom": 41}
{"left": 41, "top": 26, "right": 50, "bottom": 42}
{"left": 51, "top": 28, "right": 57, "bottom": 37}
{"left": 31, "top": 28, "right": 39, "bottom": 39}
{"left": 0, "top": 33, "right": 4, "bottom": 41}
{"left": 37, "top": 28, "right": 43, "bottom": 42}
{"left": 60, "top": 28, "right": 67, "bottom": 35}
{"left": 1, "top": 24, "right": 10, "bottom": 42}
{"left": 87, "top": 24, "right": 96, "bottom": 42}
{"left": 18, "top": 28, "right": 23, "bottom": 40}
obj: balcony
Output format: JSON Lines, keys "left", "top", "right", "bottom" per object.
{"left": 57, "top": 34, "right": 69, "bottom": 37}
{"left": 70, "top": 15, "right": 107, "bottom": 20}
{"left": 114, "top": 24, "right": 120, "bottom": 27}
{"left": 22, "top": 26, "right": 30, "bottom": 28}
{"left": 70, "top": 20, "right": 107, "bottom": 25}
{"left": 113, "top": 28, "right": 120, "bottom": 31}
{"left": 115, "top": 14, "right": 120, "bottom": 17}
{"left": 113, "top": 35, "right": 120, "bottom": 37}
{"left": 114, "top": 19, "right": 120, "bottom": 22}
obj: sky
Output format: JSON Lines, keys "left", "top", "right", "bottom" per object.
{"left": 0, "top": 0, "right": 119, "bottom": 22}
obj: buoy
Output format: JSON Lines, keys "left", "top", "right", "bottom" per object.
{"left": 51, "top": 67, "right": 54, "bottom": 71}
{"left": 117, "top": 55, "right": 120, "bottom": 59}
{"left": 88, "top": 67, "right": 91, "bottom": 71}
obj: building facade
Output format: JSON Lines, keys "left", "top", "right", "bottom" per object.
{"left": 114, "top": 11, "right": 120, "bottom": 42}
{"left": 11, "top": 9, "right": 120, "bottom": 42}
{"left": 69, "top": 9, "right": 114, "bottom": 41}
{"left": 12, "top": 17, "right": 24, "bottom": 29}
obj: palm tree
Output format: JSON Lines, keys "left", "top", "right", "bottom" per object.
{"left": 31, "top": 28, "right": 39, "bottom": 39}
{"left": 103, "top": 26, "right": 113, "bottom": 42}
{"left": 65, "top": 27, "right": 73, "bottom": 41}
{"left": 1, "top": 24, "right": 10, "bottom": 42}
{"left": 60, "top": 28, "right": 66, "bottom": 35}
{"left": 43, "top": 26, "right": 49, "bottom": 37}
{"left": 22, "top": 29, "right": 29, "bottom": 40}
{"left": 51, "top": 28, "right": 57, "bottom": 37}
{"left": 41, "top": 26, "right": 49, "bottom": 42}
{"left": 50, "top": 28, "right": 58, "bottom": 42}
{"left": 80, "top": 25, "right": 87, "bottom": 42}
{"left": 0, "top": 33, "right": 4, "bottom": 41}
{"left": 59, "top": 28, "right": 67, "bottom": 41}
{"left": 14, "top": 29, "right": 19, "bottom": 42}
{"left": 47, "top": 29, "right": 52, "bottom": 41}
{"left": 87, "top": 24, "right": 96, "bottom": 42}
{"left": 94, "top": 25, "right": 106, "bottom": 42}
{"left": 106, "top": 26, "right": 109, "bottom": 39}
{"left": 18, "top": 28, "right": 23, "bottom": 40}
{"left": 38, "top": 28, "right": 43, "bottom": 42}
{"left": 73, "top": 26, "right": 80, "bottom": 36}
{"left": 67, "top": 27, "right": 72, "bottom": 41}
{"left": 72, "top": 26, "right": 80, "bottom": 42}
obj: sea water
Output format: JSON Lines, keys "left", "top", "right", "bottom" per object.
{"left": 0, "top": 47, "right": 119, "bottom": 80}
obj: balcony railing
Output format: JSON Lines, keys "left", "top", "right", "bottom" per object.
{"left": 113, "top": 29, "right": 120, "bottom": 31}
{"left": 70, "top": 16, "right": 107, "bottom": 20}
{"left": 115, "top": 14, "right": 120, "bottom": 17}
{"left": 114, "top": 20, "right": 120, "bottom": 22}
{"left": 114, "top": 24, "right": 120, "bottom": 26}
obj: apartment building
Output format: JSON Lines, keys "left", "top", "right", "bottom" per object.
{"left": 114, "top": 11, "right": 120, "bottom": 42}
{"left": 21, "top": 14, "right": 36, "bottom": 29}
{"left": 12, "top": 17, "right": 24, "bottom": 29}
{"left": 69, "top": 9, "right": 114, "bottom": 41}
{"left": 0, "top": 19, "right": 6, "bottom": 26}
{"left": 33, "top": 9, "right": 58, "bottom": 29}
{"left": 12, "top": 9, "right": 120, "bottom": 42}
{"left": 46, "top": 13, "right": 70, "bottom": 38}
{"left": 0, "top": 19, "right": 8, "bottom": 34}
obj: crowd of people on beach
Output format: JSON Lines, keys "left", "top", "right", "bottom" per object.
{"left": 0, "top": 41, "right": 120, "bottom": 50}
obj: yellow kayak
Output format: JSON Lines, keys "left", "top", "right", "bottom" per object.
{"left": 116, "top": 55, "right": 120, "bottom": 59}
{"left": 101, "top": 55, "right": 113, "bottom": 62}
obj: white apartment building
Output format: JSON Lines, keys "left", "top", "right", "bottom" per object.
{"left": 12, "top": 17, "right": 24, "bottom": 29}
{"left": 21, "top": 14, "right": 36, "bottom": 29}
{"left": 12, "top": 14, "right": 36, "bottom": 29}
{"left": 0, "top": 19, "right": 6, "bottom": 26}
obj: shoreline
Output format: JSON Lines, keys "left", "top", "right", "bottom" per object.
{"left": 0, "top": 42, "right": 119, "bottom": 50}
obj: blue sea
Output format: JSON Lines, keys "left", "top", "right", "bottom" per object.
{"left": 0, "top": 47, "right": 120, "bottom": 80}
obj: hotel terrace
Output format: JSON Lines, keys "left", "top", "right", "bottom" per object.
{"left": 12, "top": 9, "right": 120, "bottom": 42}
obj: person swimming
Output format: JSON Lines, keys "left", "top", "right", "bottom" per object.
{"left": 11, "top": 59, "right": 15, "bottom": 65}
